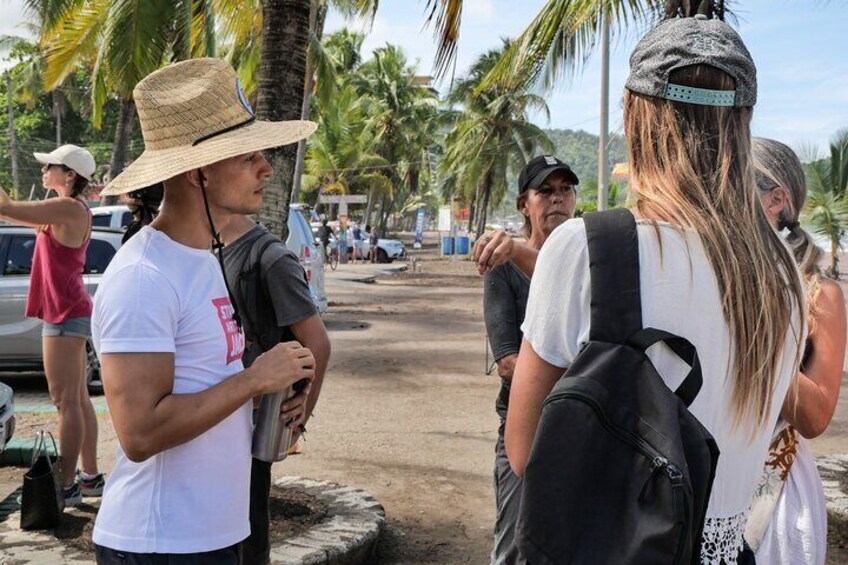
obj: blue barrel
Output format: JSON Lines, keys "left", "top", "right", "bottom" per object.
{"left": 441, "top": 236, "right": 455, "bottom": 255}
{"left": 455, "top": 236, "right": 470, "bottom": 255}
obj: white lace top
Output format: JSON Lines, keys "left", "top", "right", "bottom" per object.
{"left": 521, "top": 219, "right": 803, "bottom": 565}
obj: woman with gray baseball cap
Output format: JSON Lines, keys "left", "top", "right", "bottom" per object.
{"left": 0, "top": 144, "right": 104, "bottom": 507}
{"left": 500, "top": 14, "right": 805, "bottom": 565}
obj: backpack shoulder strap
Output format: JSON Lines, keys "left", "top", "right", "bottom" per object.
{"left": 238, "top": 232, "right": 280, "bottom": 346}
{"left": 584, "top": 209, "right": 642, "bottom": 343}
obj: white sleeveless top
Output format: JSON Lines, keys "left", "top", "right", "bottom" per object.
{"left": 521, "top": 219, "right": 804, "bottom": 565}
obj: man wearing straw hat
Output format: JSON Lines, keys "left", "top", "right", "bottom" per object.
{"left": 89, "top": 58, "right": 317, "bottom": 564}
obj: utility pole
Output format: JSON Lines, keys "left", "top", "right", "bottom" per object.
{"left": 6, "top": 72, "right": 20, "bottom": 198}
{"left": 597, "top": 12, "right": 610, "bottom": 211}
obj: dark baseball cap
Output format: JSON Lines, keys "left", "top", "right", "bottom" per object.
{"left": 518, "top": 155, "right": 579, "bottom": 194}
{"left": 625, "top": 15, "right": 756, "bottom": 108}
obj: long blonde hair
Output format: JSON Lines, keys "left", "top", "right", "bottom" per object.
{"left": 625, "top": 65, "right": 805, "bottom": 431}
{"left": 752, "top": 137, "right": 824, "bottom": 331}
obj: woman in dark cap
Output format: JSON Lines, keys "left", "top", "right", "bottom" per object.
{"left": 483, "top": 155, "right": 577, "bottom": 564}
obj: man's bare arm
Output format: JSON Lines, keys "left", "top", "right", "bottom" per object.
{"left": 288, "top": 314, "right": 331, "bottom": 424}
{"left": 102, "top": 341, "right": 315, "bottom": 462}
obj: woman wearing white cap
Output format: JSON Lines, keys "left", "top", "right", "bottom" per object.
{"left": 0, "top": 144, "right": 103, "bottom": 507}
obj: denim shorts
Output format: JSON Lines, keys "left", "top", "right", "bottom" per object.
{"left": 42, "top": 317, "right": 91, "bottom": 339}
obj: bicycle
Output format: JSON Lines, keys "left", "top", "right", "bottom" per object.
{"left": 323, "top": 241, "right": 339, "bottom": 271}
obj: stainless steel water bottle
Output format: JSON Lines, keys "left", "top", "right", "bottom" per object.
{"left": 251, "top": 388, "right": 296, "bottom": 462}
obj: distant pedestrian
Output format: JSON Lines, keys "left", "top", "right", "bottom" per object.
{"left": 339, "top": 220, "right": 349, "bottom": 264}
{"left": 368, "top": 225, "right": 379, "bottom": 263}
{"left": 89, "top": 58, "right": 316, "bottom": 564}
{"left": 0, "top": 144, "right": 103, "bottom": 507}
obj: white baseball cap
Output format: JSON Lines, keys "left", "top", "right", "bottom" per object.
{"left": 33, "top": 144, "right": 97, "bottom": 180}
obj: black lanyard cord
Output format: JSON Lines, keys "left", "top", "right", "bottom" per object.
{"left": 198, "top": 172, "right": 243, "bottom": 330}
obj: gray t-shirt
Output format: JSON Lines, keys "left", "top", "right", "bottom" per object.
{"left": 223, "top": 224, "right": 317, "bottom": 366}
{"left": 483, "top": 262, "right": 530, "bottom": 417}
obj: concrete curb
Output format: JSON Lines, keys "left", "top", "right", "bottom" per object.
{"left": 0, "top": 476, "right": 384, "bottom": 565}
{"left": 817, "top": 455, "right": 848, "bottom": 541}
{"left": 270, "top": 477, "right": 386, "bottom": 565}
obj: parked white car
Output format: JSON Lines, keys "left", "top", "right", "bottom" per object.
{"left": 90, "top": 204, "right": 328, "bottom": 314}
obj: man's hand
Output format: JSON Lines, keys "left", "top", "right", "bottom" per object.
{"left": 473, "top": 231, "right": 514, "bottom": 275}
{"left": 496, "top": 354, "right": 518, "bottom": 383}
{"left": 249, "top": 341, "right": 315, "bottom": 395}
{"left": 280, "top": 382, "right": 311, "bottom": 429}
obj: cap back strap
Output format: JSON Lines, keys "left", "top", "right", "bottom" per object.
{"left": 664, "top": 84, "right": 736, "bottom": 107}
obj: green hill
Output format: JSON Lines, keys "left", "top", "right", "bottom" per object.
{"left": 545, "top": 128, "right": 629, "bottom": 183}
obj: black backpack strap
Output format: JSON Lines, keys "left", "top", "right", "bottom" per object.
{"left": 584, "top": 209, "right": 642, "bottom": 343}
{"left": 627, "top": 327, "right": 704, "bottom": 407}
{"left": 238, "top": 232, "right": 279, "bottom": 347}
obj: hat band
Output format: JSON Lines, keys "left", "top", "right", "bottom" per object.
{"left": 192, "top": 116, "right": 256, "bottom": 146}
{"left": 664, "top": 84, "right": 736, "bottom": 107}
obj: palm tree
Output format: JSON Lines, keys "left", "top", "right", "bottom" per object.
{"left": 303, "top": 84, "right": 391, "bottom": 210}
{"left": 806, "top": 130, "right": 848, "bottom": 278}
{"left": 218, "top": 1, "right": 377, "bottom": 235}
{"left": 351, "top": 45, "right": 439, "bottom": 230}
{"left": 443, "top": 43, "right": 553, "bottom": 236}
{"left": 29, "top": 0, "right": 218, "bottom": 202}
{"left": 418, "top": 1, "right": 728, "bottom": 82}
{"left": 1, "top": 19, "right": 85, "bottom": 147}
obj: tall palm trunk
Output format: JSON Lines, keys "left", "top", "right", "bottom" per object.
{"left": 475, "top": 167, "right": 494, "bottom": 238}
{"left": 831, "top": 237, "right": 840, "bottom": 280}
{"left": 291, "top": 2, "right": 327, "bottom": 205}
{"left": 5, "top": 72, "right": 19, "bottom": 198}
{"left": 257, "top": 0, "right": 311, "bottom": 239}
{"left": 103, "top": 98, "right": 136, "bottom": 205}
{"left": 364, "top": 185, "right": 376, "bottom": 227}
{"left": 53, "top": 90, "right": 63, "bottom": 146}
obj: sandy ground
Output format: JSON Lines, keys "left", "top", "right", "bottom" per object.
{"left": 3, "top": 238, "right": 848, "bottom": 563}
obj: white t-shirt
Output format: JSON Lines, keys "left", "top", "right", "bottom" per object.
{"left": 91, "top": 226, "right": 250, "bottom": 554}
{"left": 521, "top": 218, "right": 803, "bottom": 565}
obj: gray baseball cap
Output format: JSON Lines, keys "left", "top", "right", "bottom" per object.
{"left": 625, "top": 15, "right": 756, "bottom": 108}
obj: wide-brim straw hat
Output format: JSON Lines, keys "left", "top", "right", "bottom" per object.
{"left": 102, "top": 58, "right": 317, "bottom": 196}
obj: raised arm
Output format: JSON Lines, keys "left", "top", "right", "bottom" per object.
{"left": 473, "top": 231, "right": 539, "bottom": 278}
{"left": 782, "top": 279, "right": 846, "bottom": 438}
{"left": 0, "top": 186, "right": 86, "bottom": 228}
{"left": 102, "top": 342, "right": 315, "bottom": 462}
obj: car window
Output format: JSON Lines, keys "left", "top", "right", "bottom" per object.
{"left": 4, "top": 235, "right": 36, "bottom": 275}
{"left": 85, "top": 239, "right": 117, "bottom": 274}
{"left": 92, "top": 214, "right": 112, "bottom": 227}
{"left": 121, "top": 212, "right": 133, "bottom": 227}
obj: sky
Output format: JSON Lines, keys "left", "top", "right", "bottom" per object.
{"left": 324, "top": 0, "right": 848, "bottom": 154}
{"left": 2, "top": 1, "right": 846, "bottom": 153}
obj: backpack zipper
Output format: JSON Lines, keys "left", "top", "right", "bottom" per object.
{"left": 544, "top": 390, "right": 690, "bottom": 563}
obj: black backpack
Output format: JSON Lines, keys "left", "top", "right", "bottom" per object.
{"left": 234, "top": 232, "right": 294, "bottom": 367}
{"left": 517, "top": 209, "right": 720, "bottom": 565}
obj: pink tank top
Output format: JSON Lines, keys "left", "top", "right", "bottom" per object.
{"left": 25, "top": 202, "right": 93, "bottom": 324}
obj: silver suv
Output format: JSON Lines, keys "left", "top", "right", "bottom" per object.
{"left": 0, "top": 225, "right": 124, "bottom": 394}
